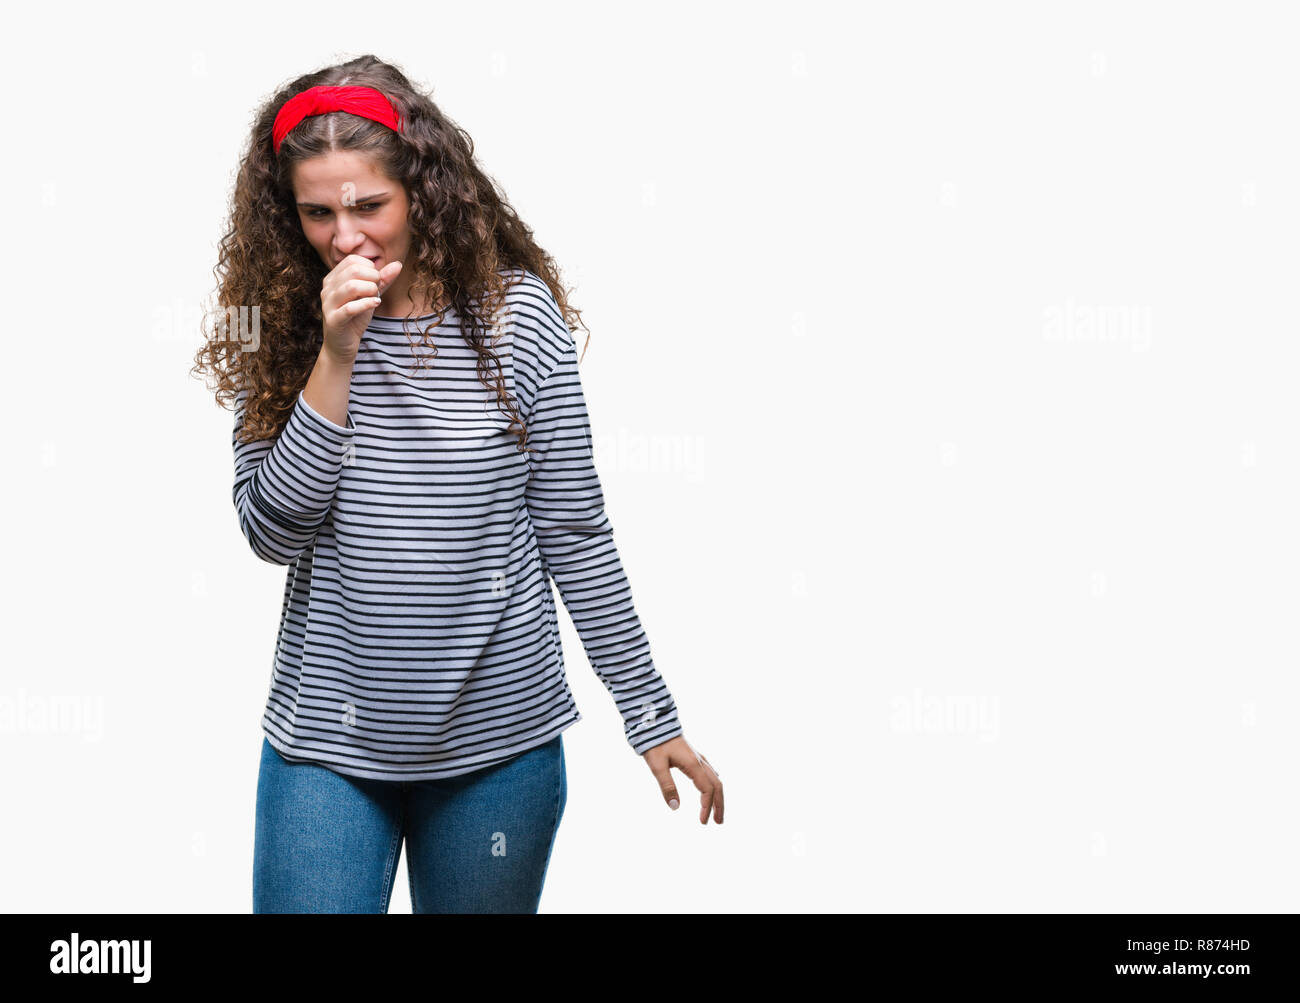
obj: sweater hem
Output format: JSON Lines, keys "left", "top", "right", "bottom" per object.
{"left": 260, "top": 711, "right": 582, "bottom": 783}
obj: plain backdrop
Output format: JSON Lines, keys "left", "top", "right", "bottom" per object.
{"left": 2, "top": 0, "right": 1297, "bottom": 912}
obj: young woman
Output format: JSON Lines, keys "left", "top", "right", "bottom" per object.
{"left": 192, "top": 55, "right": 723, "bottom": 914}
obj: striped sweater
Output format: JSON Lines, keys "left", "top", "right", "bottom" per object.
{"left": 231, "top": 268, "right": 682, "bottom": 781}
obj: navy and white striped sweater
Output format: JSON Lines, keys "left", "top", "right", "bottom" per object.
{"left": 231, "top": 268, "right": 682, "bottom": 781}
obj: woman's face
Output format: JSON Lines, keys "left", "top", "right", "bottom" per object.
{"left": 290, "top": 150, "right": 415, "bottom": 311}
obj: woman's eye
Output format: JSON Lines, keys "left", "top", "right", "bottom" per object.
{"left": 305, "top": 203, "right": 379, "bottom": 218}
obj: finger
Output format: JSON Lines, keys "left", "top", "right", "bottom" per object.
{"left": 336, "top": 258, "right": 383, "bottom": 287}
{"left": 333, "top": 260, "right": 398, "bottom": 300}
{"left": 376, "top": 261, "right": 401, "bottom": 296}
{"left": 348, "top": 261, "right": 399, "bottom": 300}
{"left": 339, "top": 252, "right": 378, "bottom": 273}
{"left": 341, "top": 278, "right": 381, "bottom": 301}
{"left": 696, "top": 751, "right": 723, "bottom": 823}
{"left": 677, "top": 739, "right": 722, "bottom": 823}
{"left": 668, "top": 753, "right": 716, "bottom": 823}
{"left": 647, "top": 758, "right": 680, "bottom": 811}
{"left": 343, "top": 296, "right": 382, "bottom": 316}
{"left": 699, "top": 779, "right": 724, "bottom": 825}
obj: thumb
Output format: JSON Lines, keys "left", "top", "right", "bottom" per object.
{"left": 648, "top": 759, "right": 680, "bottom": 810}
{"left": 377, "top": 260, "right": 402, "bottom": 292}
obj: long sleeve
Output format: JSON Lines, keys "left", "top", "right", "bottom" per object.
{"left": 522, "top": 332, "right": 684, "bottom": 756}
{"left": 231, "top": 386, "right": 357, "bottom": 565}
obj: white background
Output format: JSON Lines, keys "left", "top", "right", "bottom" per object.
{"left": 2, "top": 0, "right": 1296, "bottom": 912}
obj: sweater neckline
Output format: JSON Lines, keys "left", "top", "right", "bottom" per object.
{"left": 368, "top": 306, "right": 455, "bottom": 327}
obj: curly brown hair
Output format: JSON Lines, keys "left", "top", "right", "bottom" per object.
{"left": 191, "top": 53, "right": 590, "bottom": 450}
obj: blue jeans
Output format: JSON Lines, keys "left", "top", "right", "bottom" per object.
{"left": 253, "top": 734, "right": 566, "bottom": 913}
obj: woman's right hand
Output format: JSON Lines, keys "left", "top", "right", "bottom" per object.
{"left": 321, "top": 254, "right": 403, "bottom": 363}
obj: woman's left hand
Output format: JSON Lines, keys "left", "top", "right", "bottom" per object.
{"left": 642, "top": 735, "right": 723, "bottom": 824}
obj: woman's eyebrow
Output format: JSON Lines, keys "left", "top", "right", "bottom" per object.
{"left": 296, "top": 192, "right": 389, "bottom": 207}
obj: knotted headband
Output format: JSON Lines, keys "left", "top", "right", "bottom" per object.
{"left": 272, "top": 84, "right": 404, "bottom": 154}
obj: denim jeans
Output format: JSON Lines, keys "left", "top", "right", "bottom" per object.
{"left": 253, "top": 734, "right": 566, "bottom": 913}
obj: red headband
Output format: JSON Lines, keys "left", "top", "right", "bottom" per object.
{"left": 272, "top": 85, "right": 404, "bottom": 154}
